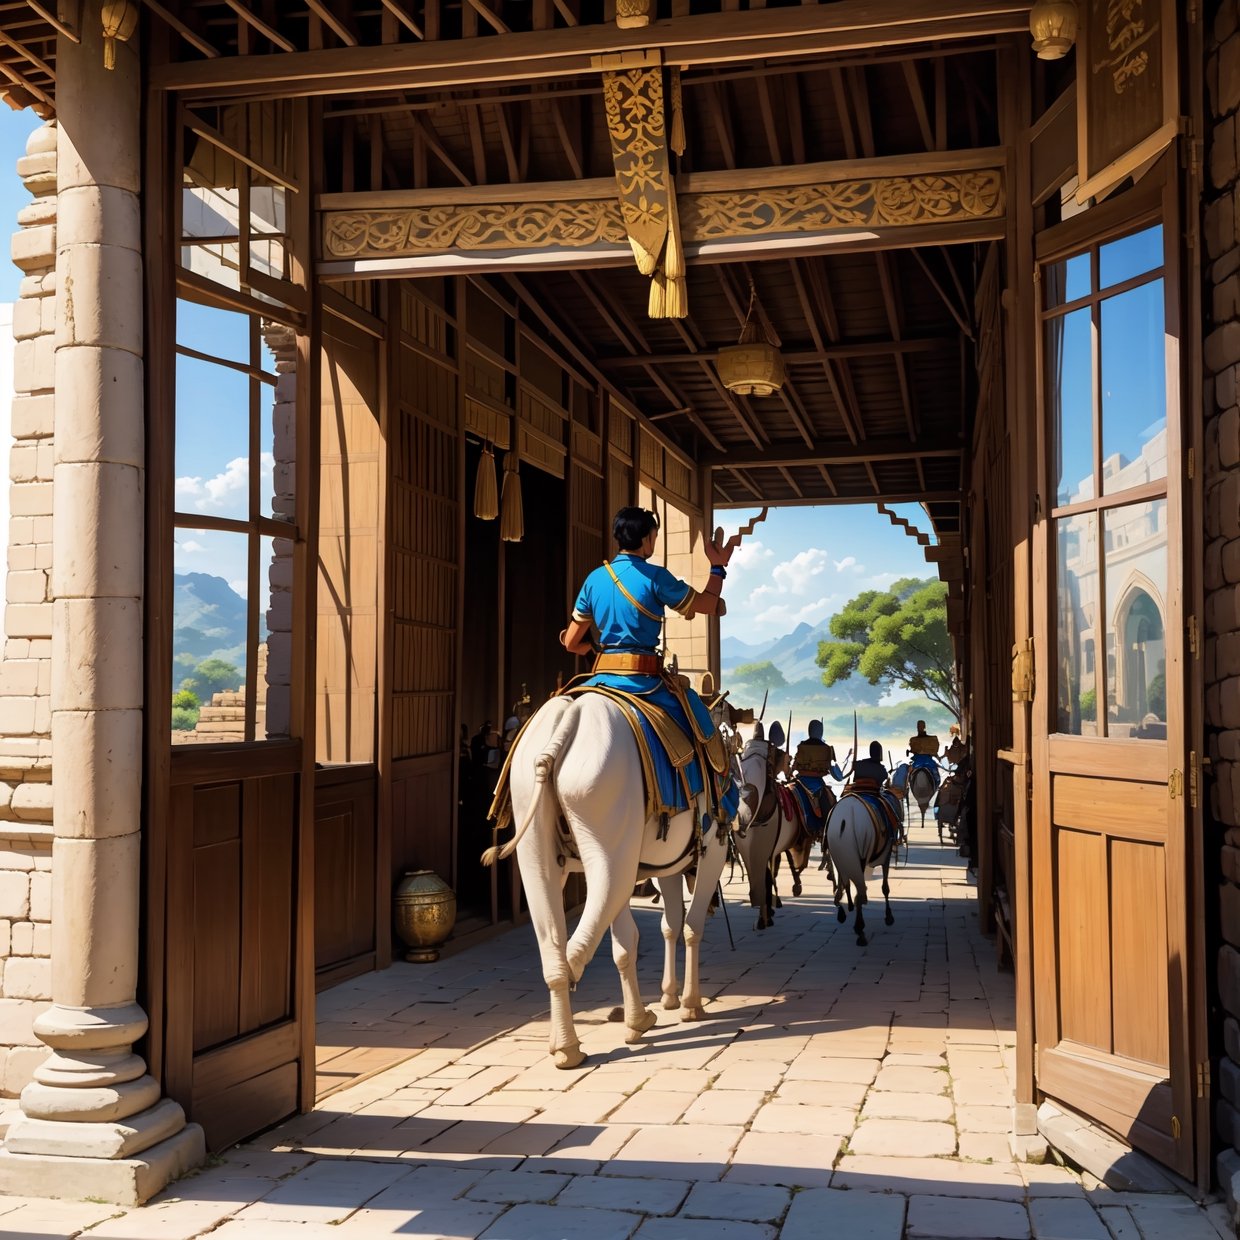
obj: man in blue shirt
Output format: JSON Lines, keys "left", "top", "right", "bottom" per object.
{"left": 559, "top": 506, "right": 737, "bottom": 824}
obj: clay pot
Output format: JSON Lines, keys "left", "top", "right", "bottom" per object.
{"left": 394, "top": 870, "right": 457, "bottom": 963}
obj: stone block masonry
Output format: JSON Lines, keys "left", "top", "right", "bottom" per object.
{"left": 0, "top": 118, "right": 58, "bottom": 1109}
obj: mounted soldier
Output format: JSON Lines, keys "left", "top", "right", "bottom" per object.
{"left": 484, "top": 506, "right": 764, "bottom": 1066}
{"left": 907, "top": 718, "right": 947, "bottom": 840}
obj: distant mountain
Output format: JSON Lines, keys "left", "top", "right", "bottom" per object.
{"left": 173, "top": 573, "right": 247, "bottom": 670}
{"left": 720, "top": 633, "right": 777, "bottom": 665}
{"left": 721, "top": 618, "right": 883, "bottom": 712}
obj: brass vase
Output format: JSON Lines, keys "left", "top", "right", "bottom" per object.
{"left": 394, "top": 870, "right": 457, "bottom": 963}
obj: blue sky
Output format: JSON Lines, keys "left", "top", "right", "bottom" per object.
{"left": 0, "top": 108, "right": 40, "bottom": 303}
{"left": 715, "top": 503, "right": 937, "bottom": 645}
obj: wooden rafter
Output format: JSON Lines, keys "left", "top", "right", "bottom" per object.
{"left": 153, "top": 2, "right": 1033, "bottom": 97}
{"left": 702, "top": 438, "right": 961, "bottom": 470}
{"left": 597, "top": 337, "right": 955, "bottom": 367}
{"left": 304, "top": 0, "right": 357, "bottom": 46}
{"left": 221, "top": 0, "right": 296, "bottom": 53}
{"left": 377, "top": 0, "right": 424, "bottom": 40}
{"left": 141, "top": 0, "right": 221, "bottom": 58}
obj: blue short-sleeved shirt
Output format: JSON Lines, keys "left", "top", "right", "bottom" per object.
{"left": 572, "top": 553, "right": 697, "bottom": 651}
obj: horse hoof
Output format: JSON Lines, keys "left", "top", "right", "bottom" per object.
{"left": 885, "top": 913, "right": 894, "bottom": 926}
{"left": 607, "top": 1006, "right": 625, "bottom": 1022}
{"left": 836, "top": 906, "right": 847, "bottom": 924}
{"left": 662, "top": 994, "right": 680, "bottom": 1011}
{"left": 792, "top": 882, "right": 803, "bottom": 897}
{"left": 856, "top": 936, "right": 867, "bottom": 947}
{"left": 681, "top": 1005, "right": 705, "bottom": 1022}
{"left": 553, "top": 1045, "right": 586, "bottom": 1069}
{"left": 774, "top": 896, "right": 784, "bottom": 909}
{"left": 625, "top": 1009, "right": 658, "bottom": 1043}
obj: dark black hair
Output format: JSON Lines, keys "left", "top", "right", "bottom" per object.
{"left": 613, "top": 506, "right": 660, "bottom": 551}
{"left": 869, "top": 741, "right": 883, "bottom": 760}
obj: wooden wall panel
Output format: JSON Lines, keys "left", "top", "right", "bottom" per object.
{"left": 391, "top": 754, "right": 455, "bottom": 890}
{"left": 314, "top": 769, "right": 378, "bottom": 985}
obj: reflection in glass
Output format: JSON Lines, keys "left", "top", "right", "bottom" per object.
{"left": 1045, "top": 251, "right": 1091, "bottom": 309}
{"left": 175, "top": 355, "right": 250, "bottom": 522}
{"left": 171, "top": 531, "right": 249, "bottom": 744}
{"left": 261, "top": 326, "right": 294, "bottom": 521}
{"left": 1100, "top": 224, "right": 1162, "bottom": 289}
{"left": 259, "top": 533, "right": 291, "bottom": 740}
{"left": 1047, "top": 307, "right": 1094, "bottom": 507}
{"left": 1104, "top": 500, "right": 1168, "bottom": 739}
{"left": 1056, "top": 513, "right": 1098, "bottom": 736}
{"left": 1101, "top": 279, "right": 1166, "bottom": 493}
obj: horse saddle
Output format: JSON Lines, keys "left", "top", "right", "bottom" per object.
{"left": 840, "top": 782, "right": 902, "bottom": 860}
{"left": 785, "top": 777, "right": 833, "bottom": 839}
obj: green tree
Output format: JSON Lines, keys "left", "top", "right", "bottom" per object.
{"left": 730, "top": 660, "right": 787, "bottom": 693}
{"left": 816, "top": 576, "right": 961, "bottom": 720}
{"left": 179, "top": 658, "right": 243, "bottom": 704}
{"left": 171, "top": 687, "right": 201, "bottom": 732}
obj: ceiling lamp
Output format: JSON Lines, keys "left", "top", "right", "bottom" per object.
{"left": 1030, "top": 0, "right": 1078, "bottom": 60}
{"left": 716, "top": 282, "right": 785, "bottom": 398}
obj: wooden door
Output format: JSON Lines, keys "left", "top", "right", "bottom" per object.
{"left": 166, "top": 747, "right": 302, "bottom": 1151}
{"left": 1032, "top": 171, "right": 1193, "bottom": 1175}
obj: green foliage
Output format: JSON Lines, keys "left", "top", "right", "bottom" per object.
{"left": 1078, "top": 688, "right": 1097, "bottom": 719}
{"left": 179, "top": 657, "right": 243, "bottom": 704}
{"left": 816, "top": 576, "right": 960, "bottom": 720}
{"left": 172, "top": 688, "right": 200, "bottom": 710}
{"left": 171, "top": 706, "right": 199, "bottom": 731}
{"left": 729, "top": 660, "right": 787, "bottom": 692}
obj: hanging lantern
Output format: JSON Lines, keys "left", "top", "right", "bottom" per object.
{"left": 716, "top": 282, "right": 785, "bottom": 398}
{"left": 102, "top": 0, "right": 140, "bottom": 70}
{"left": 1029, "top": 0, "right": 1077, "bottom": 61}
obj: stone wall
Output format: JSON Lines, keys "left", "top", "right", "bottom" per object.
{"left": 0, "top": 120, "right": 57, "bottom": 1104}
{"left": 1205, "top": 0, "right": 1240, "bottom": 1206}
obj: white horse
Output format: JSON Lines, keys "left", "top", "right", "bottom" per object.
{"left": 908, "top": 761, "right": 944, "bottom": 841}
{"left": 490, "top": 691, "right": 735, "bottom": 1067}
{"left": 825, "top": 763, "right": 909, "bottom": 946}
{"left": 733, "top": 734, "right": 809, "bottom": 929}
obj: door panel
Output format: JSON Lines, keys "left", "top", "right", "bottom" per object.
{"left": 1032, "top": 175, "right": 1192, "bottom": 1176}
{"left": 165, "top": 746, "right": 302, "bottom": 1152}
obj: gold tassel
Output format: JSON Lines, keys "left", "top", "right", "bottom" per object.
{"left": 500, "top": 453, "right": 524, "bottom": 542}
{"left": 473, "top": 443, "right": 498, "bottom": 520}
{"left": 649, "top": 188, "right": 688, "bottom": 319}
{"left": 670, "top": 67, "right": 686, "bottom": 157}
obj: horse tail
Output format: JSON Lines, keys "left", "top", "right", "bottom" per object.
{"left": 481, "top": 700, "right": 580, "bottom": 866}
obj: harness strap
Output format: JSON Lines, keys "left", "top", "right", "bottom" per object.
{"left": 603, "top": 560, "right": 663, "bottom": 623}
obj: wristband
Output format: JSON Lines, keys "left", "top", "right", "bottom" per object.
{"left": 710, "top": 565, "right": 727, "bottom": 579}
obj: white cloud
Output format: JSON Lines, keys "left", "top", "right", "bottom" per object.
{"left": 752, "top": 595, "right": 838, "bottom": 629}
{"left": 229, "top": 578, "right": 248, "bottom": 598}
{"left": 176, "top": 453, "right": 275, "bottom": 513}
{"left": 832, "top": 555, "right": 866, "bottom": 575}
{"left": 177, "top": 539, "right": 205, "bottom": 554}
{"left": 771, "top": 548, "right": 831, "bottom": 595}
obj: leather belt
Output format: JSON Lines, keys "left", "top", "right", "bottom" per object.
{"left": 593, "top": 651, "right": 662, "bottom": 675}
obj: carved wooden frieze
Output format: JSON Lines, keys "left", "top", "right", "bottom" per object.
{"left": 323, "top": 199, "right": 627, "bottom": 259}
{"left": 321, "top": 164, "right": 1006, "bottom": 263}
{"left": 681, "top": 169, "right": 1005, "bottom": 239}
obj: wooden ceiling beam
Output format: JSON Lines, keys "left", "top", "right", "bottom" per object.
{"left": 376, "top": 0, "right": 423, "bottom": 40}
{"left": 595, "top": 337, "right": 956, "bottom": 367}
{"left": 715, "top": 489, "right": 961, "bottom": 510}
{"left": 220, "top": 0, "right": 296, "bottom": 53}
{"left": 911, "top": 247, "right": 975, "bottom": 338}
{"left": 154, "top": 2, "right": 1033, "bottom": 96}
{"left": 462, "top": 0, "right": 510, "bottom": 36}
{"left": 303, "top": 0, "right": 357, "bottom": 46}
{"left": 702, "top": 437, "right": 962, "bottom": 469}
{"left": 140, "top": 1, "right": 222, "bottom": 57}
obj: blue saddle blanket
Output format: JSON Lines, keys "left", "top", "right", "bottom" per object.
{"left": 787, "top": 775, "right": 830, "bottom": 837}
{"left": 577, "top": 672, "right": 740, "bottom": 828}
{"left": 841, "top": 785, "right": 903, "bottom": 860}
{"left": 911, "top": 753, "right": 941, "bottom": 789}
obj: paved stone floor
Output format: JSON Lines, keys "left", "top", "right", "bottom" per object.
{"left": 0, "top": 825, "right": 1233, "bottom": 1239}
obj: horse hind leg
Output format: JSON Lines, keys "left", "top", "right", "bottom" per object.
{"left": 610, "top": 904, "right": 658, "bottom": 1043}
{"left": 882, "top": 858, "right": 894, "bottom": 926}
{"left": 786, "top": 850, "right": 803, "bottom": 898}
{"left": 854, "top": 887, "right": 868, "bottom": 947}
{"left": 659, "top": 876, "right": 686, "bottom": 1011}
{"left": 520, "top": 856, "right": 585, "bottom": 1069}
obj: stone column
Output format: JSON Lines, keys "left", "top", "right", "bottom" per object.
{"left": 0, "top": 7, "right": 203, "bottom": 1204}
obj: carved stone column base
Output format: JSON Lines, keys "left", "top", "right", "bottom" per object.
{"left": 0, "top": 1123, "right": 204, "bottom": 1206}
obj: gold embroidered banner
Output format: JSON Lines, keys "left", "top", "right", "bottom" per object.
{"left": 601, "top": 62, "right": 686, "bottom": 318}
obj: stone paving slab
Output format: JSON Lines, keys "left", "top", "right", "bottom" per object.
{"left": 17, "top": 824, "right": 1232, "bottom": 1239}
